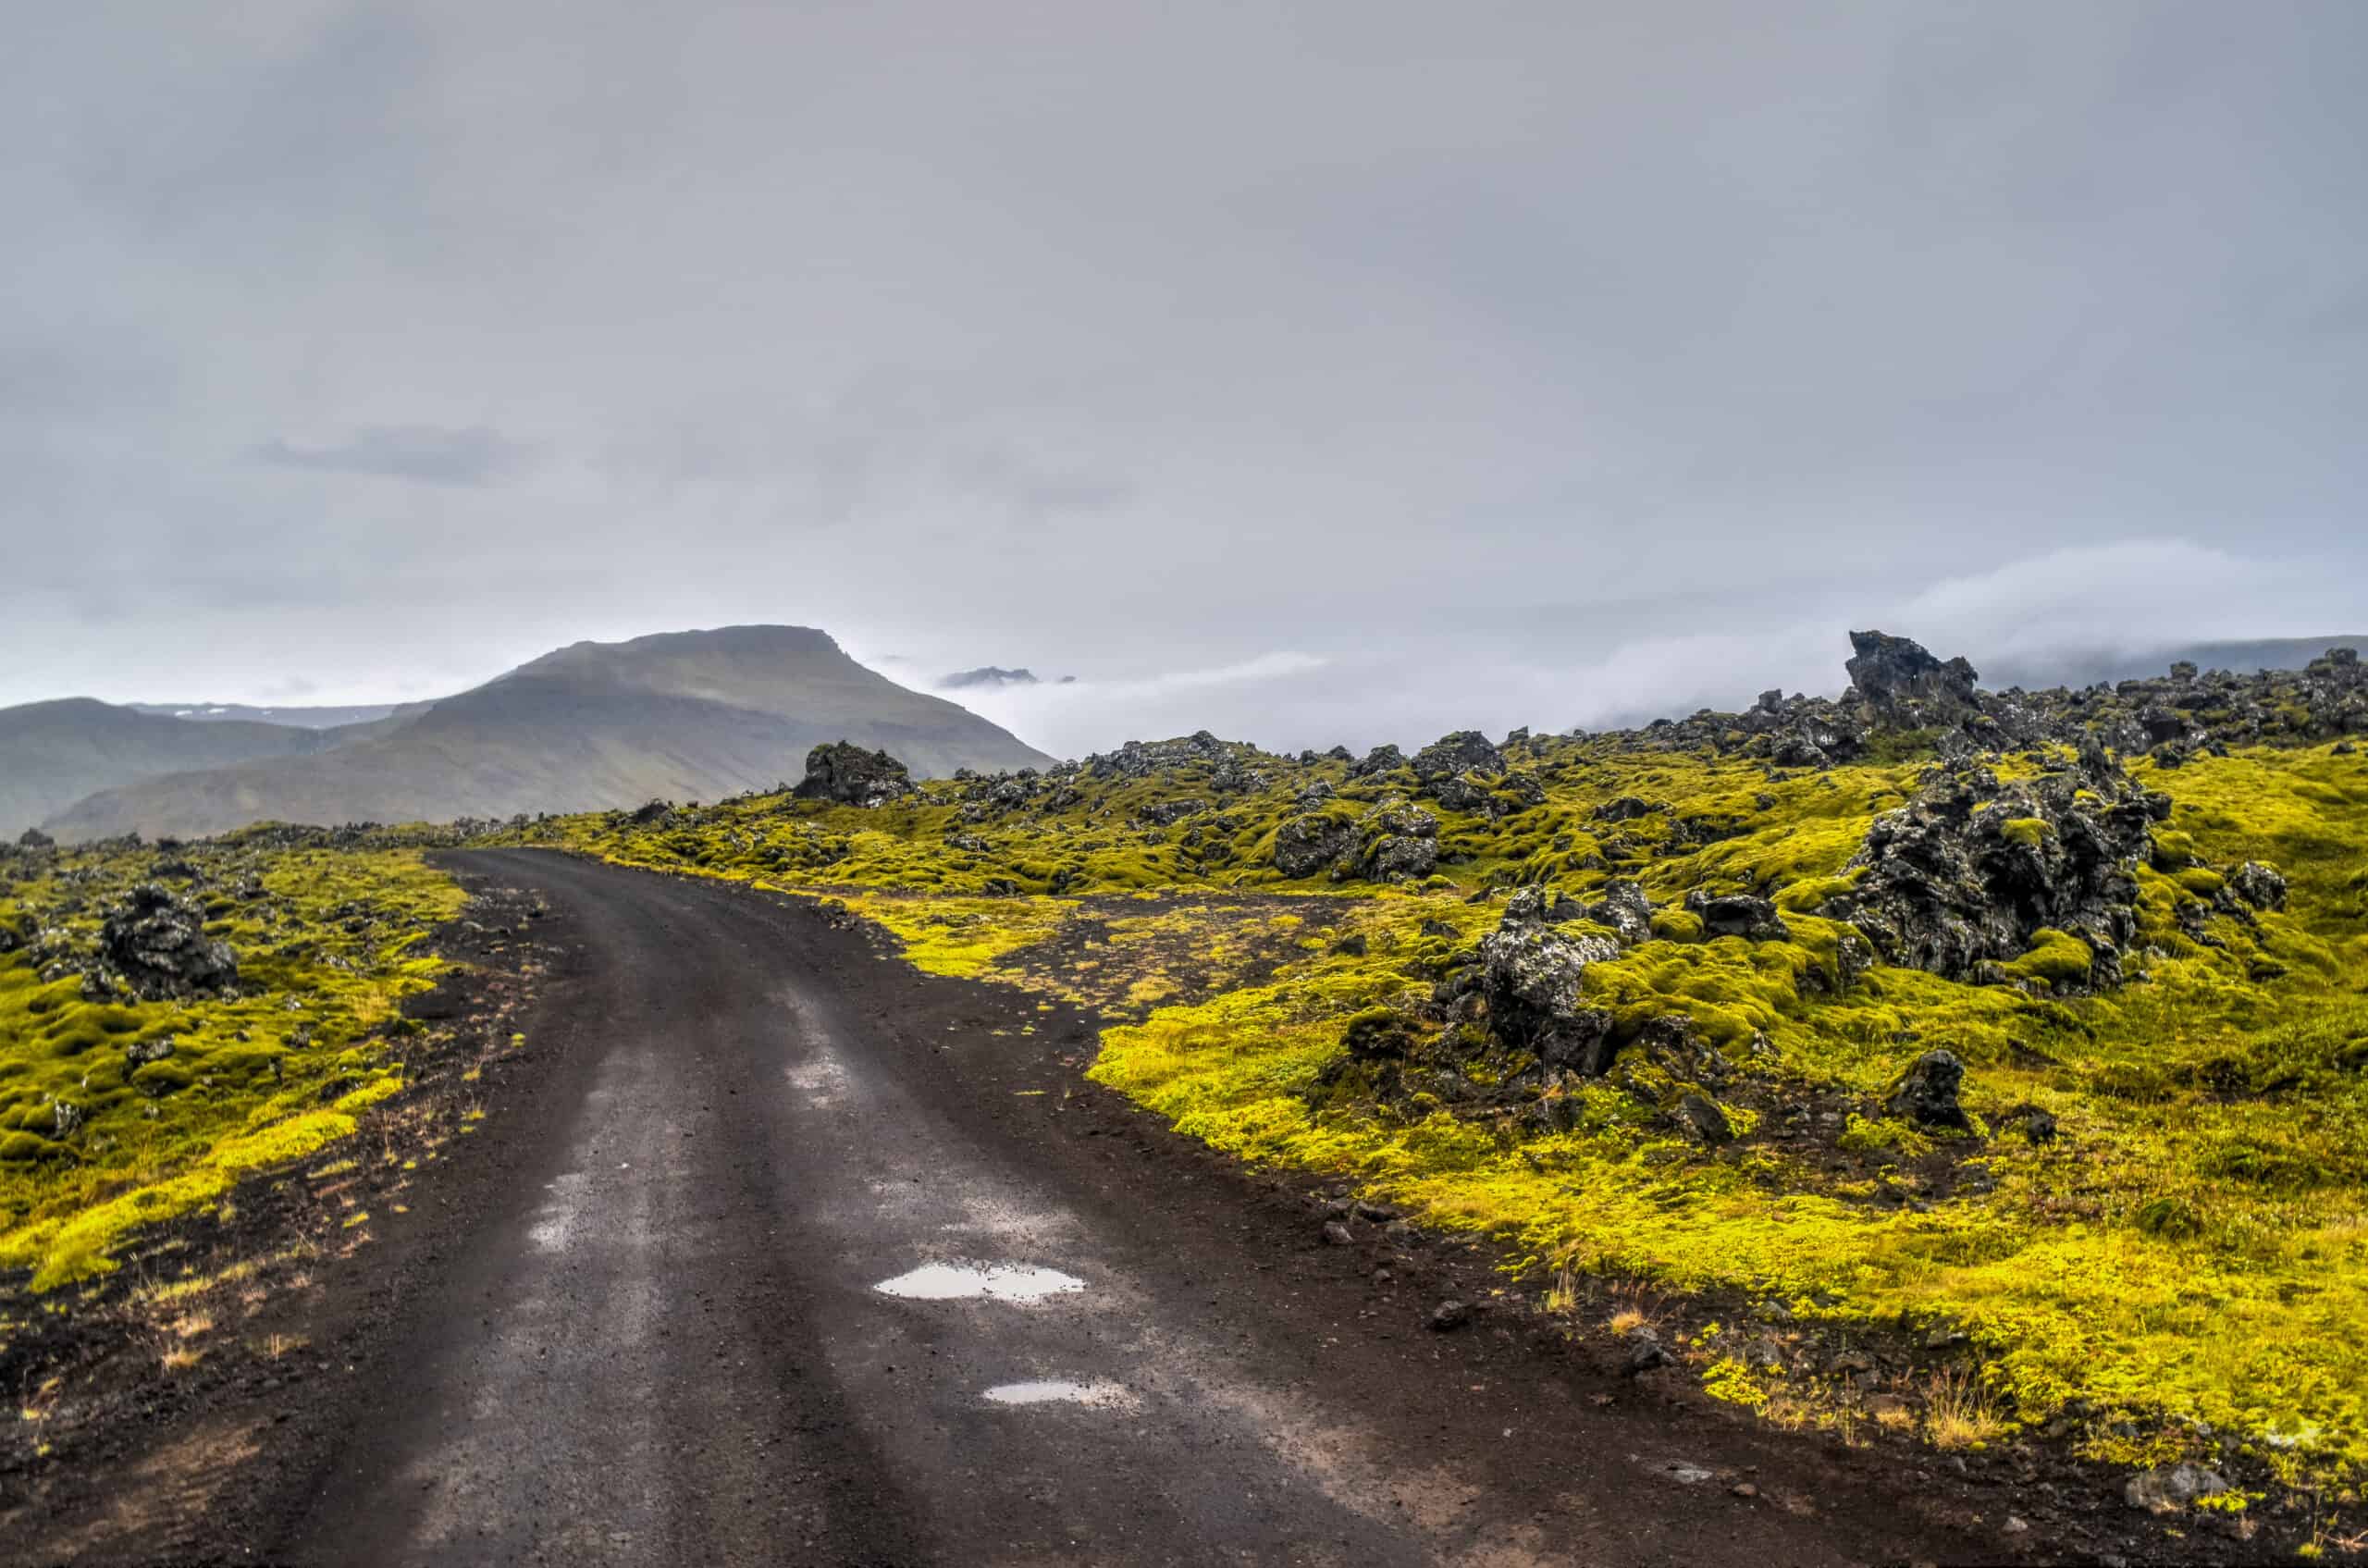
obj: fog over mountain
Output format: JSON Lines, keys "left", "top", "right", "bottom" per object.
{"left": 6, "top": 3, "right": 2362, "bottom": 748}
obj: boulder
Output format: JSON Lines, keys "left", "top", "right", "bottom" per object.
{"left": 1430, "top": 770, "right": 1546, "bottom": 821}
{"left": 1410, "top": 731, "right": 1504, "bottom": 784}
{"left": 793, "top": 742, "right": 918, "bottom": 808}
{"left": 1673, "top": 1093, "right": 1733, "bottom": 1144}
{"left": 1683, "top": 889, "right": 1790, "bottom": 942}
{"left": 101, "top": 885, "right": 238, "bottom": 1001}
{"left": 17, "top": 828, "right": 55, "bottom": 849}
{"left": 2228, "top": 860, "right": 2288, "bottom": 911}
{"left": 1885, "top": 1048, "right": 1969, "bottom": 1130}
{"left": 1349, "top": 744, "right": 1405, "bottom": 778}
{"left": 1585, "top": 881, "right": 1655, "bottom": 945}
{"left": 1274, "top": 812, "right": 1358, "bottom": 878}
{"left": 1357, "top": 802, "right": 1439, "bottom": 882}
{"left": 2124, "top": 1463, "right": 2230, "bottom": 1514}
{"left": 1827, "top": 750, "right": 2154, "bottom": 985}
{"left": 1366, "top": 834, "right": 1439, "bottom": 881}
{"left": 1478, "top": 907, "right": 1622, "bottom": 1074}
{"left": 1844, "top": 630, "right": 1981, "bottom": 725}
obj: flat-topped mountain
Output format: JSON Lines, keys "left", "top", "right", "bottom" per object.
{"left": 40, "top": 626, "right": 1052, "bottom": 842}
{"left": 0, "top": 698, "right": 343, "bottom": 838}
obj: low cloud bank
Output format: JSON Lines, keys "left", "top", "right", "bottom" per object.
{"left": 954, "top": 540, "right": 2363, "bottom": 759}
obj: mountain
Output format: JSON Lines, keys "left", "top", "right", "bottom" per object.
{"left": 41, "top": 626, "right": 1053, "bottom": 842}
{"left": 128, "top": 700, "right": 411, "bottom": 728}
{"left": 0, "top": 699, "right": 342, "bottom": 838}
{"left": 941, "top": 666, "right": 1042, "bottom": 689}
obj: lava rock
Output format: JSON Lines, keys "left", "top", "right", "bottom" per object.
{"left": 1274, "top": 812, "right": 1357, "bottom": 877}
{"left": 1341, "top": 1008, "right": 1425, "bottom": 1061}
{"left": 1478, "top": 906, "right": 1622, "bottom": 1074}
{"left": 1885, "top": 1048, "right": 1970, "bottom": 1130}
{"left": 2124, "top": 1463, "right": 2229, "bottom": 1513}
{"left": 1827, "top": 749, "right": 2154, "bottom": 986}
{"left": 1683, "top": 889, "right": 1790, "bottom": 942}
{"left": 793, "top": 743, "right": 919, "bottom": 808}
{"left": 1585, "top": 881, "right": 1655, "bottom": 946}
{"left": 1366, "top": 834, "right": 1439, "bottom": 881}
{"left": 1845, "top": 629, "right": 1981, "bottom": 724}
{"left": 1410, "top": 731, "right": 1505, "bottom": 784}
{"left": 2228, "top": 860, "right": 2288, "bottom": 911}
{"left": 1428, "top": 1299, "right": 1472, "bottom": 1331}
{"left": 100, "top": 885, "right": 238, "bottom": 1001}
{"left": 1357, "top": 803, "right": 1440, "bottom": 882}
{"left": 1673, "top": 1093, "right": 1733, "bottom": 1143}
{"left": 1624, "top": 1334, "right": 1673, "bottom": 1374}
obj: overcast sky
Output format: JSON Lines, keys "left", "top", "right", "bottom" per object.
{"left": 6, "top": 1, "right": 2364, "bottom": 754}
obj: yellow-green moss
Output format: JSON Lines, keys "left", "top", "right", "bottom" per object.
{"left": 0, "top": 844, "right": 462, "bottom": 1288}
{"left": 493, "top": 736, "right": 2368, "bottom": 1484}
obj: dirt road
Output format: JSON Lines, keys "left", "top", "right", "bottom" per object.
{"left": 249, "top": 850, "right": 1991, "bottom": 1566}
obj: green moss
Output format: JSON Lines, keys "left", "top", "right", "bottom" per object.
{"left": 1648, "top": 908, "right": 1704, "bottom": 943}
{"left": 1999, "top": 817, "right": 2051, "bottom": 848}
{"left": 0, "top": 842, "right": 463, "bottom": 1288}
{"left": 2004, "top": 929, "right": 2093, "bottom": 987}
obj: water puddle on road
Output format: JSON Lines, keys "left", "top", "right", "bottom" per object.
{"left": 983, "top": 1380, "right": 1140, "bottom": 1411}
{"left": 872, "top": 1263, "right": 1086, "bottom": 1303}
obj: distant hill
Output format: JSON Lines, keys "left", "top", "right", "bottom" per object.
{"left": 941, "top": 666, "right": 1041, "bottom": 689}
{"left": 128, "top": 701, "right": 410, "bottom": 729}
{"left": 1985, "top": 636, "right": 2366, "bottom": 691}
{"left": 43, "top": 626, "right": 1053, "bottom": 842}
{"left": 0, "top": 699, "right": 339, "bottom": 838}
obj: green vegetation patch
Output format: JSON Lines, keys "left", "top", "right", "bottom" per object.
{"left": 504, "top": 734, "right": 2368, "bottom": 1486}
{"left": 0, "top": 835, "right": 463, "bottom": 1288}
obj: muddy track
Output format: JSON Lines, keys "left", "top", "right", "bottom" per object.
{"left": 22, "top": 850, "right": 2021, "bottom": 1565}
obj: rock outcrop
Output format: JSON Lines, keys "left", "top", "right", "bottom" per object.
{"left": 1473, "top": 895, "right": 1622, "bottom": 1074}
{"left": 1270, "top": 801, "right": 1440, "bottom": 883}
{"left": 1845, "top": 630, "right": 1981, "bottom": 725}
{"left": 793, "top": 742, "right": 918, "bottom": 808}
{"left": 1410, "top": 731, "right": 1504, "bottom": 784}
{"left": 100, "top": 883, "right": 239, "bottom": 1001}
{"left": 1683, "top": 889, "right": 1790, "bottom": 942}
{"left": 1825, "top": 745, "right": 2163, "bottom": 986}
{"left": 1885, "top": 1048, "right": 1969, "bottom": 1129}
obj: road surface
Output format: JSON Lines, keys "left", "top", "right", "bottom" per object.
{"left": 261, "top": 850, "right": 1987, "bottom": 1566}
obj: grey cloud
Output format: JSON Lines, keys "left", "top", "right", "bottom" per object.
{"left": 2, "top": 0, "right": 2362, "bottom": 736}
{"left": 252, "top": 426, "right": 536, "bottom": 486}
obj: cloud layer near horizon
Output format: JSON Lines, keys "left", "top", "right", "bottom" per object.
{"left": 5, "top": 2, "right": 2362, "bottom": 748}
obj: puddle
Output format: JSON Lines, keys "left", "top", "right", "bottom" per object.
{"left": 1645, "top": 1458, "right": 1719, "bottom": 1485}
{"left": 872, "top": 1263, "right": 1086, "bottom": 1303}
{"left": 984, "top": 1379, "right": 1140, "bottom": 1411}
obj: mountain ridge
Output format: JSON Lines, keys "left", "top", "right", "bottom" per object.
{"left": 36, "top": 626, "right": 1050, "bottom": 842}
{"left": 0, "top": 698, "right": 342, "bottom": 838}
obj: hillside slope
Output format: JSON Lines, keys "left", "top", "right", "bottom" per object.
{"left": 42, "top": 627, "right": 1051, "bottom": 841}
{"left": 0, "top": 699, "right": 338, "bottom": 838}
{"left": 127, "top": 701, "right": 409, "bottom": 729}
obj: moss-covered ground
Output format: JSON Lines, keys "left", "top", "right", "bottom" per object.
{"left": 510, "top": 730, "right": 2368, "bottom": 1501}
{"left": 0, "top": 830, "right": 464, "bottom": 1292}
